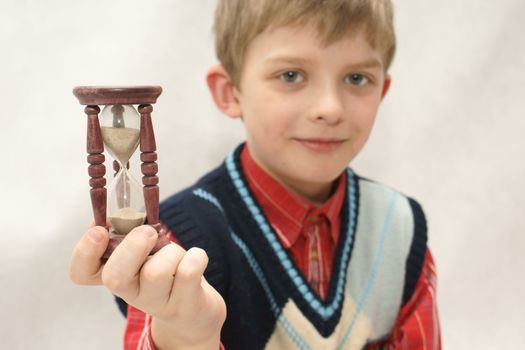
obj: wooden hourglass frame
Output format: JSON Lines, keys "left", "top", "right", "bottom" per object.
{"left": 73, "top": 86, "right": 169, "bottom": 258}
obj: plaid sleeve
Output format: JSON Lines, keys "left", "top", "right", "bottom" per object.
{"left": 124, "top": 305, "right": 156, "bottom": 350}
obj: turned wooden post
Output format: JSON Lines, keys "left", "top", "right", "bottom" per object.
{"left": 138, "top": 104, "right": 160, "bottom": 231}
{"left": 85, "top": 105, "right": 107, "bottom": 227}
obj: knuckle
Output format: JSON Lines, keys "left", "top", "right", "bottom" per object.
{"left": 141, "top": 264, "right": 165, "bottom": 283}
{"left": 101, "top": 270, "right": 125, "bottom": 292}
{"left": 177, "top": 263, "right": 201, "bottom": 281}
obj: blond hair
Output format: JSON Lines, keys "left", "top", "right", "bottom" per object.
{"left": 213, "top": 0, "right": 396, "bottom": 87}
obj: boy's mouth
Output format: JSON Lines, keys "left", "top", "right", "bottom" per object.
{"left": 294, "top": 138, "right": 346, "bottom": 152}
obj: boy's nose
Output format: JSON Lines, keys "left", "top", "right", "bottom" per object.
{"left": 309, "top": 86, "right": 344, "bottom": 125}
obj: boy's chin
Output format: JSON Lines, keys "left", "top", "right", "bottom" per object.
{"left": 303, "top": 163, "right": 349, "bottom": 180}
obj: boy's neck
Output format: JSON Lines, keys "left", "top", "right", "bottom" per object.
{"left": 279, "top": 176, "right": 340, "bottom": 207}
{"left": 241, "top": 145, "right": 343, "bottom": 206}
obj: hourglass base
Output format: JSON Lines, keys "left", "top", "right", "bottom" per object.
{"left": 102, "top": 225, "right": 171, "bottom": 260}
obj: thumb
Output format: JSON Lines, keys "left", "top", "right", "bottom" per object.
{"left": 69, "top": 226, "right": 109, "bottom": 285}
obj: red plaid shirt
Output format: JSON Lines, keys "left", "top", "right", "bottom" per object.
{"left": 124, "top": 146, "right": 441, "bottom": 349}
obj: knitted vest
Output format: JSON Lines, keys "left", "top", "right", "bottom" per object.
{"left": 157, "top": 145, "right": 427, "bottom": 350}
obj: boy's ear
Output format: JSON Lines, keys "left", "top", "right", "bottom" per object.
{"left": 381, "top": 74, "right": 392, "bottom": 99}
{"left": 206, "top": 64, "right": 242, "bottom": 118}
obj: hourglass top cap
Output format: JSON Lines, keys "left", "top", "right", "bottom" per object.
{"left": 73, "top": 86, "right": 162, "bottom": 106}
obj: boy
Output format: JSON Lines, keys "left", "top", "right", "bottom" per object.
{"left": 70, "top": 0, "right": 440, "bottom": 349}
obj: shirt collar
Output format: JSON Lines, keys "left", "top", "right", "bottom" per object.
{"left": 240, "top": 145, "right": 346, "bottom": 247}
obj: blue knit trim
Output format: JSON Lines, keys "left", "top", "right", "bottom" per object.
{"left": 231, "top": 231, "right": 313, "bottom": 350}
{"left": 225, "top": 151, "right": 357, "bottom": 321}
{"left": 192, "top": 188, "right": 225, "bottom": 213}
{"left": 337, "top": 191, "right": 399, "bottom": 349}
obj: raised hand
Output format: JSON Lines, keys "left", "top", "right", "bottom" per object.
{"left": 70, "top": 225, "right": 226, "bottom": 350}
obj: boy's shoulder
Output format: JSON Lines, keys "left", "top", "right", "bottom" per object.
{"left": 160, "top": 156, "right": 231, "bottom": 209}
{"left": 355, "top": 174, "right": 427, "bottom": 232}
{"left": 160, "top": 144, "right": 242, "bottom": 213}
{"left": 158, "top": 156, "right": 239, "bottom": 245}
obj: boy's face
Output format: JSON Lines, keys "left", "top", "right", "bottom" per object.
{"left": 234, "top": 25, "right": 390, "bottom": 203}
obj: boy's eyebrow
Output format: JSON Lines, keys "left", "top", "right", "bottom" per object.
{"left": 264, "top": 56, "right": 312, "bottom": 66}
{"left": 264, "top": 56, "right": 383, "bottom": 70}
{"left": 345, "top": 58, "right": 383, "bottom": 70}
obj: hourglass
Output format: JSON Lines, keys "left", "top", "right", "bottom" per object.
{"left": 73, "top": 86, "right": 169, "bottom": 258}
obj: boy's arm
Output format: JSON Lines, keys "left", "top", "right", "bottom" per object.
{"left": 125, "top": 304, "right": 226, "bottom": 350}
{"left": 69, "top": 225, "right": 226, "bottom": 350}
{"left": 367, "top": 249, "right": 441, "bottom": 350}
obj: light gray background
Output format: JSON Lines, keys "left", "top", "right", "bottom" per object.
{"left": 1, "top": 0, "right": 523, "bottom": 348}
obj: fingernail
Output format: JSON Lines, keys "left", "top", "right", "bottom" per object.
{"left": 89, "top": 229, "right": 103, "bottom": 243}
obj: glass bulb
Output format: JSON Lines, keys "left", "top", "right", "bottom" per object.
{"left": 100, "top": 104, "right": 140, "bottom": 165}
{"left": 107, "top": 168, "right": 145, "bottom": 234}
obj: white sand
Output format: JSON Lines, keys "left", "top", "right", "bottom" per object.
{"left": 101, "top": 127, "right": 140, "bottom": 164}
{"left": 109, "top": 207, "right": 146, "bottom": 234}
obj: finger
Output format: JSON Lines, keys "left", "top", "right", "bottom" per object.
{"left": 102, "top": 225, "right": 158, "bottom": 301}
{"left": 170, "top": 247, "right": 209, "bottom": 303}
{"left": 69, "top": 226, "right": 109, "bottom": 285}
{"left": 137, "top": 243, "right": 186, "bottom": 308}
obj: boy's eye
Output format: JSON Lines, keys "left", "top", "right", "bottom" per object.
{"left": 279, "top": 71, "right": 304, "bottom": 83}
{"left": 345, "top": 73, "right": 369, "bottom": 86}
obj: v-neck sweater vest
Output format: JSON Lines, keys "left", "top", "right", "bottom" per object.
{"left": 158, "top": 145, "right": 427, "bottom": 350}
